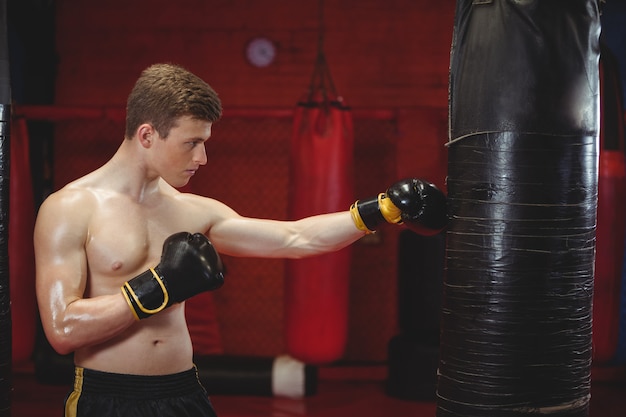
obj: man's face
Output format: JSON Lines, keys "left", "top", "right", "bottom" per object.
{"left": 152, "top": 115, "right": 212, "bottom": 188}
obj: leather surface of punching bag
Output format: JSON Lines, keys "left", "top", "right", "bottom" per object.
{"left": 9, "top": 118, "right": 36, "bottom": 365}
{"left": 286, "top": 96, "right": 354, "bottom": 364}
{"left": 442, "top": 1, "right": 600, "bottom": 416}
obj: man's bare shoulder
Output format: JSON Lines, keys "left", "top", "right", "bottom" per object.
{"left": 172, "top": 191, "right": 236, "bottom": 214}
{"left": 42, "top": 181, "right": 98, "bottom": 211}
{"left": 36, "top": 177, "right": 102, "bottom": 233}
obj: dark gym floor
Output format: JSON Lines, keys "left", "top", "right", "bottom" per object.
{"left": 9, "top": 364, "right": 626, "bottom": 417}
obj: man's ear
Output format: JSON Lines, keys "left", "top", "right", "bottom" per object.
{"left": 137, "top": 123, "right": 156, "bottom": 148}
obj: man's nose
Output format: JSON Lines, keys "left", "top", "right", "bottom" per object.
{"left": 195, "top": 144, "right": 207, "bottom": 165}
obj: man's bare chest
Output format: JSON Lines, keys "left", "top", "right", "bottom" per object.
{"left": 84, "top": 199, "right": 206, "bottom": 278}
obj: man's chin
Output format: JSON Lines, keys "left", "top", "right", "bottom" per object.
{"left": 164, "top": 177, "right": 191, "bottom": 189}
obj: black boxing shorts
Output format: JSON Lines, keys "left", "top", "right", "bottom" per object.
{"left": 64, "top": 366, "right": 217, "bottom": 417}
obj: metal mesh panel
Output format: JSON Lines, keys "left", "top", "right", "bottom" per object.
{"left": 192, "top": 116, "right": 292, "bottom": 357}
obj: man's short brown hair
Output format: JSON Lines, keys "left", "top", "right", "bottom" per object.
{"left": 125, "top": 63, "right": 222, "bottom": 139}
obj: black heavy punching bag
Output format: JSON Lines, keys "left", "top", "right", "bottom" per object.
{"left": 440, "top": 1, "right": 600, "bottom": 417}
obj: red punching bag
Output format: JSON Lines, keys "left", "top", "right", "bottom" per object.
{"left": 593, "top": 41, "right": 626, "bottom": 365}
{"left": 286, "top": 48, "right": 354, "bottom": 364}
{"left": 9, "top": 117, "right": 36, "bottom": 364}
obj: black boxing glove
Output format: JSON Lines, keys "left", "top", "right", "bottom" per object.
{"left": 350, "top": 178, "right": 448, "bottom": 236}
{"left": 121, "top": 232, "right": 225, "bottom": 320}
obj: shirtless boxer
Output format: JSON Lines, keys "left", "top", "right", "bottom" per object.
{"left": 34, "top": 63, "right": 447, "bottom": 417}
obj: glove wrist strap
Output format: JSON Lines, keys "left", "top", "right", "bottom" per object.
{"left": 350, "top": 195, "right": 386, "bottom": 233}
{"left": 121, "top": 267, "right": 170, "bottom": 320}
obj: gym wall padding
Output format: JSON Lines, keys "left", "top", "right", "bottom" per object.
{"left": 9, "top": 118, "right": 36, "bottom": 365}
{"left": 0, "top": 107, "right": 9, "bottom": 417}
{"left": 0, "top": 0, "right": 12, "bottom": 414}
{"left": 185, "top": 292, "right": 224, "bottom": 355}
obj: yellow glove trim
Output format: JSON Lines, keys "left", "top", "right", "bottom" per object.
{"left": 350, "top": 201, "right": 373, "bottom": 234}
{"left": 123, "top": 268, "right": 169, "bottom": 317}
{"left": 121, "top": 288, "right": 140, "bottom": 321}
{"left": 378, "top": 193, "right": 402, "bottom": 224}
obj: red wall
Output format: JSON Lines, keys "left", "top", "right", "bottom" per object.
{"left": 52, "top": 0, "right": 455, "bottom": 361}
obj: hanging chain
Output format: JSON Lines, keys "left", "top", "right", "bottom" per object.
{"left": 307, "top": 0, "right": 337, "bottom": 103}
